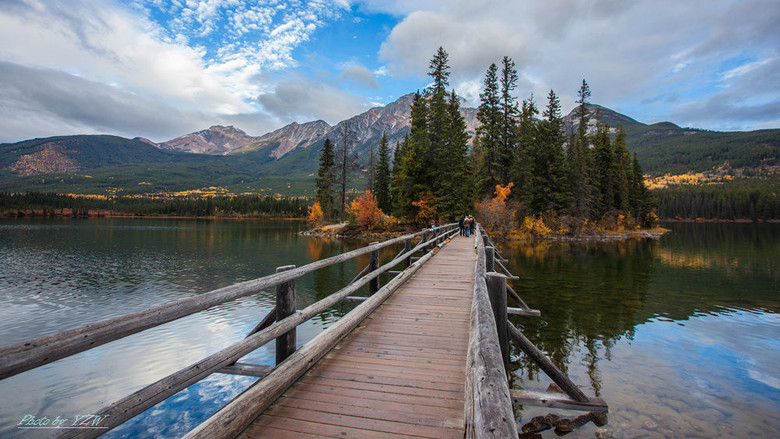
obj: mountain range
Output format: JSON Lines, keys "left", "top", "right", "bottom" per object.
{"left": 1, "top": 93, "right": 777, "bottom": 196}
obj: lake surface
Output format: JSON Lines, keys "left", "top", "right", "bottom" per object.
{"left": 502, "top": 222, "right": 779, "bottom": 438}
{"left": 0, "top": 219, "right": 777, "bottom": 438}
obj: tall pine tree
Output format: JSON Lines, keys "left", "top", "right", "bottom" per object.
{"left": 592, "top": 123, "right": 614, "bottom": 217}
{"left": 374, "top": 132, "right": 392, "bottom": 213}
{"left": 512, "top": 95, "right": 539, "bottom": 214}
{"left": 499, "top": 56, "right": 520, "bottom": 186}
{"left": 474, "top": 63, "right": 502, "bottom": 197}
{"left": 612, "top": 125, "right": 631, "bottom": 213}
{"left": 532, "top": 89, "right": 570, "bottom": 212}
{"left": 568, "top": 79, "right": 594, "bottom": 218}
{"left": 315, "top": 137, "right": 336, "bottom": 220}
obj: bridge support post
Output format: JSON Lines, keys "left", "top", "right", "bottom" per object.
{"left": 275, "top": 265, "right": 297, "bottom": 365}
{"left": 485, "top": 246, "right": 495, "bottom": 272}
{"left": 369, "top": 243, "right": 379, "bottom": 295}
{"left": 486, "top": 272, "right": 509, "bottom": 376}
{"left": 404, "top": 239, "right": 412, "bottom": 268}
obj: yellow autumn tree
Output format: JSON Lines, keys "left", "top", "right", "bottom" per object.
{"left": 307, "top": 201, "right": 324, "bottom": 227}
{"left": 474, "top": 183, "right": 516, "bottom": 238}
{"left": 412, "top": 194, "right": 437, "bottom": 227}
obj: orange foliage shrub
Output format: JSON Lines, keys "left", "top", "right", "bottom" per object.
{"left": 307, "top": 201, "right": 324, "bottom": 227}
{"left": 475, "top": 183, "right": 517, "bottom": 237}
{"left": 412, "top": 194, "right": 437, "bottom": 226}
{"left": 348, "top": 190, "right": 385, "bottom": 228}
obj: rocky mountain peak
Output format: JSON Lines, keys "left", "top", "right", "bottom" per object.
{"left": 160, "top": 125, "right": 254, "bottom": 155}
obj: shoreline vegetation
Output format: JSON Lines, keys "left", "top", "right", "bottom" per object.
{"left": 300, "top": 221, "right": 671, "bottom": 242}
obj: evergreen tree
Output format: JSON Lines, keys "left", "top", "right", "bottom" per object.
{"left": 568, "top": 79, "right": 594, "bottom": 218}
{"left": 532, "top": 89, "right": 569, "bottom": 212}
{"left": 335, "top": 121, "right": 360, "bottom": 221}
{"left": 592, "top": 123, "right": 615, "bottom": 217}
{"left": 374, "top": 132, "right": 392, "bottom": 213}
{"left": 435, "top": 90, "right": 471, "bottom": 220}
{"left": 392, "top": 93, "right": 429, "bottom": 218}
{"left": 474, "top": 63, "right": 503, "bottom": 197}
{"left": 499, "top": 56, "right": 520, "bottom": 186}
{"left": 426, "top": 47, "right": 453, "bottom": 211}
{"left": 315, "top": 137, "right": 336, "bottom": 220}
{"left": 630, "top": 151, "right": 651, "bottom": 222}
{"left": 512, "top": 95, "right": 539, "bottom": 213}
{"left": 612, "top": 125, "right": 631, "bottom": 213}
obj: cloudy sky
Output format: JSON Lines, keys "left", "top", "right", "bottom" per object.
{"left": 1, "top": 0, "right": 778, "bottom": 143}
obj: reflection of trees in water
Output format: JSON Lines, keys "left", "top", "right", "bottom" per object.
{"left": 503, "top": 238, "right": 658, "bottom": 394}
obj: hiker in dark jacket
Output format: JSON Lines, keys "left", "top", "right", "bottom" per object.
{"left": 458, "top": 216, "right": 465, "bottom": 236}
{"left": 469, "top": 215, "right": 475, "bottom": 235}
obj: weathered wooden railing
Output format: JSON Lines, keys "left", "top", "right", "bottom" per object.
{"left": 0, "top": 223, "right": 459, "bottom": 438}
{"left": 466, "top": 225, "right": 607, "bottom": 438}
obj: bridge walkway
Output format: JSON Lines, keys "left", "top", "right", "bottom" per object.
{"left": 239, "top": 234, "right": 476, "bottom": 438}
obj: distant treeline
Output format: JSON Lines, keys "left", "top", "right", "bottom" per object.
{"left": 655, "top": 179, "right": 780, "bottom": 220}
{"left": 0, "top": 192, "right": 309, "bottom": 217}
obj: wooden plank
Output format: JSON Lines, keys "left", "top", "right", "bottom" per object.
{"left": 304, "top": 368, "right": 464, "bottom": 392}
{"left": 249, "top": 415, "right": 422, "bottom": 439}
{"left": 311, "top": 361, "right": 465, "bottom": 385}
{"left": 275, "top": 396, "right": 462, "bottom": 429}
{"left": 507, "top": 307, "right": 541, "bottom": 317}
{"left": 334, "top": 343, "right": 467, "bottom": 361}
{"left": 262, "top": 404, "right": 461, "bottom": 438}
{"left": 284, "top": 382, "right": 463, "bottom": 410}
{"left": 510, "top": 389, "right": 608, "bottom": 413}
{"left": 218, "top": 363, "right": 273, "bottom": 378}
{"left": 332, "top": 347, "right": 466, "bottom": 366}
{"left": 284, "top": 385, "right": 463, "bottom": 416}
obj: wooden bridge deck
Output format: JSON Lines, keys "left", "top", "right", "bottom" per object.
{"left": 239, "top": 235, "right": 476, "bottom": 438}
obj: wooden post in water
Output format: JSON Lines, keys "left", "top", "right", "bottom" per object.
{"left": 508, "top": 323, "right": 590, "bottom": 403}
{"left": 486, "top": 272, "right": 509, "bottom": 375}
{"left": 485, "top": 246, "right": 495, "bottom": 273}
{"left": 275, "top": 265, "right": 296, "bottom": 365}
{"left": 369, "top": 242, "right": 379, "bottom": 295}
{"left": 404, "top": 238, "right": 412, "bottom": 268}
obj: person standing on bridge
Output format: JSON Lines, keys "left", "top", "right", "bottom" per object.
{"left": 468, "top": 215, "right": 475, "bottom": 236}
{"left": 459, "top": 215, "right": 465, "bottom": 236}
{"left": 463, "top": 216, "right": 471, "bottom": 237}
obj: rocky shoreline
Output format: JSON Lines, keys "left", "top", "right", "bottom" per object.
{"left": 300, "top": 223, "right": 669, "bottom": 242}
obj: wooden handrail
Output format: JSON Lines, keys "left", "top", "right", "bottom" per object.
{"left": 0, "top": 224, "right": 456, "bottom": 380}
{"left": 464, "top": 224, "right": 517, "bottom": 438}
{"left": 52, "top": 226, "right": 459, "bottom": 439}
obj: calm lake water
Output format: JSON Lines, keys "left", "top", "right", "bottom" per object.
{"left": 0, "top": 219, "right": 777, "bottom": 438}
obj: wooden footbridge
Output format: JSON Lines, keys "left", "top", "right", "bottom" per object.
{"left": 0, "top": 224, "right": 606, "bottom": 438}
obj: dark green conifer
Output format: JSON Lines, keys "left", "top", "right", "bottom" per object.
{"left": 374, "top": 133, "right": 392, "bottom": 213}
{"left": 475, "top": 63, "right": 502, "bottom": 197}
{"left": 315, "top": 137, "right": 336, "bottom": 220}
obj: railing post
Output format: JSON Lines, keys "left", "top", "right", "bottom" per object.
{"left": 275, "top": 265, "right": 296, "bottom": 365}
{"left": 404, "top": 238, "right": 412, "bottom": 268}
{"left": 486, "top": 272, "right": 509, "bottom": 375}
{"left": 421, "top": 231, "right": 428, "bottom": 251}
{"left": 486, "top": 246, "right": 495, "bottom": 272}
{"left": 369, "top": 242, "right": 379, "bottom": 295}
{"left": 482, "top": 233, "right": 489, "bottom": 248}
